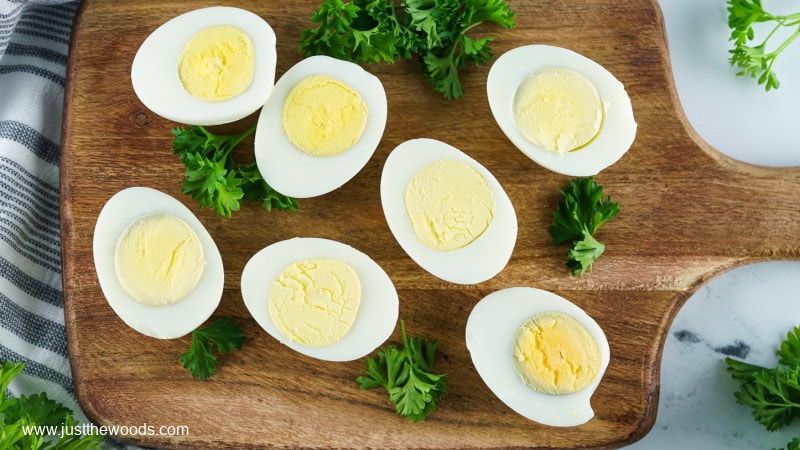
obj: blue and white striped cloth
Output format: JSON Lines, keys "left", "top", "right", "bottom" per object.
{"left": 0, "top": 0, "right": 94, "bottom": 435}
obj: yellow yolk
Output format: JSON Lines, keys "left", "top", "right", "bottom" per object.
{"left": 513, "top": 67, "right": 604, "bottom": 153}
{"left": 512, "top": 311, "right": 601, "bottom": 395}
{"left": 282, "top": 74, "right": 368, "bottom": 157}
{"left": 177, "top": 25, "right": 255, "bottom": 102}
{"left": 268, "top": 259, "right": 361, "bottom": 346}
{"left": 405, "top": 159, "right": 495, "bottom": 252}
{"left": 114, "top": 214, "right": 206, "bottom": 306}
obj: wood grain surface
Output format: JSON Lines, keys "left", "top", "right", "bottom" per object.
{"left": 60, "top": 0, "right": 800, "bottom": 448}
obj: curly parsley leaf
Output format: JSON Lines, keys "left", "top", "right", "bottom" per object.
{"left": 725, "top": 325, "right": 800, "bottom": 432}
{"left": 299, "top": 0, "right": 361, "bottom": 61}
{"left": 727, "top": 0, "right": 800, "bottom": 91}
{"left": 299, "top": 0, "right": 412, "bottom": 64}
{"left": 238, "top": 162, "right": 300, "bottom": 212}
{"left": 356, "top": 320, "right": 446, "bottom": 422}
{"left": 172, "top": 125, "right": 298, "bottom": 217}
{"left": 1, "top": 362, "right": 103, "bottom": 450}
{"left": 566, "top": 229, "right": 606, "bottom": 276}
{"left": 549, "top": 177, "right": 619, "bottom": 275}
{"left": 775, "top": 437, "right": 800, "bottom": 450}
{"left": 299, "top": 0, "right": 515, "bottom": 99}
{"left": 413, "top": 0, "right": 516, "bottom": 99}
{"left": 179, "top": 317, "right": 246, "bottom": 381}
{"left": 779, "top": 326, "right": 800, "bottom": 368}
{"left": 4, "top": 393, "right": 71, "bottom": 429}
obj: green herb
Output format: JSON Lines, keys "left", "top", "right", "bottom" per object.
{"left": 172, "top": 125, "right": 299, "bottom": 217}
{"left": 298, "top": 0, "right": 516, "bottom": 99}
{"left": 1, "top": 361, "right": 103, "bottom": 449}
{"left": 298, "top": 0, "right": 413, "bottom": 64}
{"left": 356, "top": 320, "right": 447, "bottom": 421}
{"left": 179, "top": 317, "right": 246, "bottom": 381}
{"left": 549, "top": 177, "right": 619, "bottom": 276}
{"left": 725, "top": 325, "right": 800, "bottom": 438}
{"left": 775, "top": 438, "right": 800, "bottom": 450}
{"left": 727, "top": 0, "right": 800, "bottom": 91}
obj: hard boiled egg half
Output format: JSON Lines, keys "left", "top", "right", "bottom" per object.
{"left": 487, "top": 45, "right": 637, "bottom": 176}
{"left": 465, "top": 287, "right": 611, "bottom": 427}
{"left": 380, "top": 138, "right": 517, "bottom": 285}
{"left": 241, "top": 237, "right": 399, "bottom": 361}
{"left": 131, "top": 6, "right": 277, "bottom": 126}
{"left": 93, "top": 187, "right": 224, "bottom": 339}
{"left": 254, "top": 55, "right": 388, "bottom": 198}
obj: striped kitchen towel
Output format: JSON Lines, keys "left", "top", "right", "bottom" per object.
{"left": 0, "top": 1, "right": 139, "bottom": 448}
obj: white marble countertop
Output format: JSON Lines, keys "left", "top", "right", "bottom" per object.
{"left": 626, "top": 0, "right": 800, "bottom": 448}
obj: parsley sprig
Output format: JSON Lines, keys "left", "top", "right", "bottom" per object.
{"left": 725, "top": 325, "right": 800, "bottom": 435}
{"left": 356, "top": 320, "right": 447, "bottom": 421}
{"left": 727, "top": 0, "right": 800, "bottom": 91}
{"left": 179, "top": 317, "right": 246, "bottom": 381}
{"left": 299, "top": 0, "right": 413, "bottom": 64}
{"left": 779, "top": 438, "right": 800, "bottom": 450}
{"left": 1, "top": 362, "right": 103, "bottom": 449}
{"left": 299, "top": 0, "right": 516, "bottom": 99}
{"left": 172, "top": 125, "right": 299, "bottom": 217}
{"left": 549, "top": 177, "right": 619, "bottom": 276}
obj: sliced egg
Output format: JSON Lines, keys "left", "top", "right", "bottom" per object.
{"left": 465, "top": 287, "right": 611, "bottom": 427}
{"left": 253, "top": 55, "right": 388, "bottom": 198}
{"left": 380, "top": 138, "right": 517, "bottom": 285}
{"left": 131, "top": 6, "right": 277, "bottom": 126}
{"left": 93, "top": 187, "right": 224, "bottom": 339}
{"left": 241, "top": 237, "right": 399, "bottom": 361}
{"left": 487, "top": 45, "right": 637, "bottom": 176}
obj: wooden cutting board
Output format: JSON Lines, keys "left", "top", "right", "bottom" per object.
{"left": 60, "top": 0, "right": 800, "bottom": 448}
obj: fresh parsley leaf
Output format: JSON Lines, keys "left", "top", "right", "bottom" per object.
{"left": 409, "top": 0, "right": 516, "bottom": 99}
{"left": 4, "top": 393, "right": 71, "bottom": 428}
{"left": 727, "top": 0, "right": 800, "bottom": 91}
{"left": 172, "top": 125, "right": 299, "bottom": 217}
{"left": 471, "top": 0, "right": 518, "bottom": 27}
{"left": 356, "top": 320, "right": 446, "bottom": 421}
{"left": 774, "top": 437, "right": 800, "bottom": 450}
{"left": 726, "top": 357, "right": 771, "bottom": 383}
{"left": 779, "top": 326, "right": 800, "bottom": 368}
{"left": 299, "top": 0, "right": 515, "bottom": 99}
{"left": 566, "top": 229, "right": 606, "bottom": 276}
{"left": 50, "top": 414, "right": 102, "bottom": 450}
{"left": 299, "top": 0, "right": 411, "bottom": 64}
{"left": 549, "top": 177, "right": 619, "bottom": 275}
{"left": 0, "top": 361, "right": 24, "bottom": 412}
{"left": 299, "top": 0, "right": 361, "bottom": 62}
{"left": 238, "top": 162, "right": 300, "bottom": 212}
{"left": 1, "top": 362, "right": 103, "bottom": 450}
{"left": 179, "top": 317, "right": 246, "bottom": 381}
{"left": 735, "top": 366, "right": 800, "bottom": 431}
{"left": 725, "top": 325, "right": 800, "bottom": 432}
{"left": 422, "top": 50, "right": 464, "bottom": 100}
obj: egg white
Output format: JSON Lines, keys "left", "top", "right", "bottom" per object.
{"left": 131, "top": 6, "right": 277, "bottom": 126}
{"left": 487, "top": 45, "right": 637, "bottom": 176}
{"left": 92, "top": 187, "right": 224, "bottom": 339}
{"left": 241, "top": 237, "right": 399, "bottom": 362}
{"left": 380, "top": 138, "right": 517, "bottom": 285}
{"left": 253, "top": 55, "right": 388, "bottom": 198}
{"left": 465, "top": 287, "right": 611, "bottom": 427}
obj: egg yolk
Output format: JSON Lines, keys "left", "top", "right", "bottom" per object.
{"left": 282, "top": 74, "right": 368, "bottom": 157}
{"left": 177, "top": 25, "right": 255, "bottom": 102}
{"left": 512, "top": 311, "right": 601, "bottom": 395}
{"left": 268, "top": 259, "right": 361, "bottom": 347}
{"left": 404, "top": 159, "right": 495, "bottom": 252}
{"left": 513, "top": 67, "right": 604, "bottom": 153}
{"left": 114, "top": 214, "right": 206, "bottom": 306}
